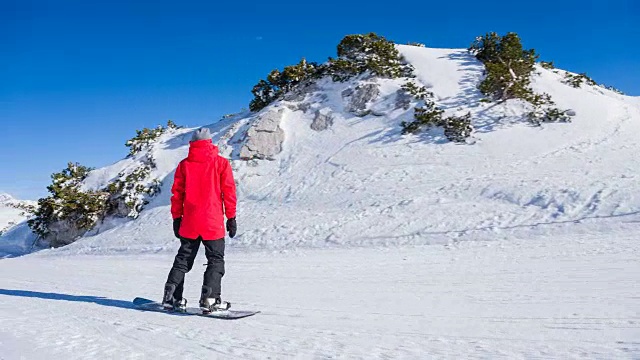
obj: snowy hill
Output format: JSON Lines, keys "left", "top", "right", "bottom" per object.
{"left": 19, "top": 45, "right": 637, "bottom": 255}
{"left": 0, "top": 194, "right": 33, "bottom": 236}
{"left": 1, "top": 45, "right": 639, "bottom": 359}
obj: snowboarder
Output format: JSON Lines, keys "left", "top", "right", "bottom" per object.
{"left": 162, "top": 128, "right": 237, "bottom": 313}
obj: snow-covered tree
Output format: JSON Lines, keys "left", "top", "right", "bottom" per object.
{"left": 400, "top": 81, "right": 433, "bottom": 100}
{"left": 29, "top": 120, "right": 173, "bottom": 245}
{"left": 540, "top": 61, "right": 555, "bottom": 69}
{"left": 126, "top": 120, "right": 180, "bottom": 156}
{"left": 443, "top": 113, "right": 473, "bottom": 142}
{"left": 469, "top": 32, "right": 538, "bottom": 101}
{"left": 563, "top": 72, "right": 597, "bottom": 88}
{"left": 401, "top": 99, "right": 445, "bottom": 134}
{"left": 249, "top": 33, "right": 415, "bottom": 112}
{"left": 28, "top": 162, "right": 108, "bottom": 245}
{"left": 249, "top": 58, "right": 323, "bottom": 112}
{"left": 329, "top": 33, "right": 413, "bottom": 81}
{"left": 105, "top": 155, "right": 161, "bottom": 219}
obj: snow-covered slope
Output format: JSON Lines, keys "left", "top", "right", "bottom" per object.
{"left": 23, "top": 45, "right": 638, "bottom": 255}
{"left": 0, "top": 194, "right": 24, "bottom": 227}
{"left": 2, "top": 46, "right": 640, "bottom": 359}
{"left": 1, "top": 233, "right": 638, "bottom": 359}
{"left": 0, "top": 194, "right": 36, "bottom": 258}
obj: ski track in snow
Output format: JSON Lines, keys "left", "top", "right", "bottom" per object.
{"left": 1, "top": 234, "right": 639, "bottom": 359}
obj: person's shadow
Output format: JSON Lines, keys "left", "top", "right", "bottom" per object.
{"left": 0, "top": 289, "right": 135, "bottom": 310}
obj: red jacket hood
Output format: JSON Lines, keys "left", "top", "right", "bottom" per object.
{"left": 187, "top": 140, "right": 218, "bottom": 163}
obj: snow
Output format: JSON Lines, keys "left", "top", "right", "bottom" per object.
{"left": 0, "top": 195, "right": 36, "bottom": 257}
{"left": 0, "top": 194, "right": 22, "bottom": 228}
{"left": 0, "top": 234, "right": 638, "bottom": 359}
{"left": 1, "top": 45, "right": 640, "bottom": 358}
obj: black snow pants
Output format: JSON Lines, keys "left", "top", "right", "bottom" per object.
{"left": 165, "top": 237, "right": 225, "bottom": 301}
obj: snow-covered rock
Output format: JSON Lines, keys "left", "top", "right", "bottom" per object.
{"left": 239, "top": 108, "right": 286, "bottom": 160}
{"left": 342, "top": 82, "right": 381, "bottom": 116}
{"left": 310, "top": 109, "right": 334, "bottom": 131}
{"left": 395, "top": 88, "right": 413, "bottom": 110}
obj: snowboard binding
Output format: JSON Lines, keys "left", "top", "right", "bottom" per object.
{"left": 200, "top": 297, "right": 231, "bottom": 314}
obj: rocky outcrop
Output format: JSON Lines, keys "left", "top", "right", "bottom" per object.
{"left": 285, "top": 102, "right": 311, "bottom": 113}
{"left": 46, "top": 221, "right": 88, "bottom": 248}
{"left": 283, "top": 82, "right": 319, "bottom": 102}
{"left": 239, "top": 109, "right": 286, "bottom": 160}
{"left": 395, "top": 88, "right": 413, "bottom": 110}
{"left": 311, "top": 110, "right": 334, "bottom": 131}
{"left": 343, "top": 83, "right": 380, "bottom": 116}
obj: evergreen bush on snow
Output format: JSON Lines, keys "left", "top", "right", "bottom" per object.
{"left": 443, "top": 112, "right": 473, "bottom": 142}
{"left": 328, "top": 33, "right": 413, "bottom": 82}
{"left": 563, "top": 72, "right": 597, "bottom": 88}
{"left": 28, "top": 162, "right": 108, "bottom": 245}
{"left": 525, "top": 92, "right": 571, "bottom": 125}
{"left": 469, "top": 32, "right": 538, "bottom": 101}
{"left": 126, "top": 120, "right": 181, "bottom": 156}
{"left": 249, "top": 58, "right": 323, "bottom": 112}
{"left": 29, "top": 120, "right": 175, "bottom": 245}
{"left": 105, "top": 155, "right": 161, "bottom": 219}
{"left": 400, "top": 80, "right": 473, "bottom": 142}
{"left": 400, "top": 81, "right": 433, "bottom": 100}
{"left": 600, "top": 84, "right": 624, "bottom": 95}
{"left": 470, "top": 32, "right": 571, "bottom": 126}
{"left": 249, "top": 33, "right": 414, "bottom": 112}
{"left": 540, "top": 61, "right": 555, "bottom": 69}
{"left": 401, "top": 101, "right": 445, "bottom": 134}
{"left": 527, "top": 106, "right": 572, "bottom": 126}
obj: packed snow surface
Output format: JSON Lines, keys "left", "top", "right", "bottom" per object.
{"left": 1, "top": 46, "right": 639, "bottom": 358}
{"left": 1, "top": 234, "right": 638, "bottom": 359}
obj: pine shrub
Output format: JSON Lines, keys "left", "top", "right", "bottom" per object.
{"left": 126, "top": 120, "right": 180, "bottom": 156}
{"left": 28, "top": 163, "right": 108, "bottom": 242}
{"left": 249, "top": 58, "right": 323, "bottom": 112}
{"left": 249, "top": 33, "right": 414, "bottom": 112}
{"left": 401, "top": 100, "right": 445, "bottom": 134}
{"left": 563, "top": 72, "right": 597, "bottom": 88}
{"left": 469, "top": 32, "right": 538, "bottom": 101}
{"left": 540, "top": 61, "right": 555, "bottom": 69}
{"left": 29, "top": 121, "right": 172, "bottom": 243}
{"left": 400, "top": 82, "right": 433, "bottom": 100}
{"left": 105, "top": 156, "right": 161, "bottom": 219}
{"left": 329, "top": 33, "right": 413, "bottom": 81}
{"left": 600, "top": 84, "right": 624, "bottom": 95}
{"left": 443, "top": 112, "right": 473, "bottom": 142}
{"left": 527, "top": 107, "right": 572, "bottom": 125}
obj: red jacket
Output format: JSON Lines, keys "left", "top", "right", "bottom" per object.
{"left": 171, "top": 140, "right": 237, "bottom": 240}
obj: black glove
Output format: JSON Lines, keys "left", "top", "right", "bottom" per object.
{"left": 226, "top": 218, "right": 237, "bottom": 238}
{"left": 173, "top": 218, "right": 182, "bottom": 239}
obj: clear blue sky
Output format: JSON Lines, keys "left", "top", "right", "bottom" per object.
{"left": 1, "top": 0, "right": 638, "bottom": 199}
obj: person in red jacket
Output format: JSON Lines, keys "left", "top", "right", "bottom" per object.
{"left": 162, "top": 128, "right": 237, "bottom": 313}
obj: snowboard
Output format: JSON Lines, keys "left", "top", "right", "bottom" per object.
{"left": 133, "top": 297, "right": 259, "bottom": 320}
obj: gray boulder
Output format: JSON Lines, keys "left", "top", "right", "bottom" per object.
{"left": 46, "top": 220, "right": 88, "bottom": 248}
{"left": 239, "top": 109, "right": 286, "bottom": 160}
{"left": 395, "top": 89, "right": 413, "bottom": 110}
{"left": 311, "top": 110, "right": 334, "bottom": 131}
{"left": 343, "top": 83, "right": 380, "bottom": 116}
